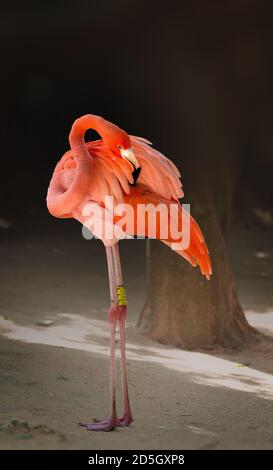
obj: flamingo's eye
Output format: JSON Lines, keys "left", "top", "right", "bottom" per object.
{"left": 117, "top": 145, "right": 122, "bottom": 150}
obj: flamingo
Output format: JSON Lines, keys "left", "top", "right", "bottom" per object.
{"left": 47, "top": 114, "right": 212, "bottom": 432}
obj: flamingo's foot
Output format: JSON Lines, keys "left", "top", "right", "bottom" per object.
{"left": 116, "top": 412, "right": 133, "bottom": 427}
{"left": 79, "top": 412, "right": 133, "bottom": 431}
{"left": 79, "top": 417, "right": 116, "bottom": 432}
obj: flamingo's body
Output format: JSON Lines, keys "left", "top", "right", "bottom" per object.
{"left": 47, "top": 114, "right": 212, "bottom": 431}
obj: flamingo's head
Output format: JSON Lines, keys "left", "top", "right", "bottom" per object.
{"left": 105, "top": 128, "right": 140, "bottom": 169}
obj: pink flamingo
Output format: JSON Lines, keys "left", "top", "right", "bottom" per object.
{"left": 47, "top": 114, "right": 212, "bottom": 431}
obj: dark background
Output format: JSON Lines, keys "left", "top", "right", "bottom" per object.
{"left": 1, "top": 0, "right": 273, "bottom": 231}
{"left": 1, "top": 2, "right": 273, "bottom": 450}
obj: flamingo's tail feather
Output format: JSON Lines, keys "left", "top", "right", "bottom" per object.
{"left": 122, "top": 185, "right": 212, "bottom": 280}
{"left": 162, "top": 214, "right": 212, "bottom": 280}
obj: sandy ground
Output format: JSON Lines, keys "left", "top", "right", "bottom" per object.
{"left": 0, "top": 213, "right": 273, "bottom": 449}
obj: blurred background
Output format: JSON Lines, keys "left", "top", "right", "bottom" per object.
{"left": 1, "top": 0, "right": 272, "bottom": 217}
{"left": 0, "top": 0, "right": 273, "bottom": 450}
{"left": 0, "top": 0, "right": 272, "bottom": 318}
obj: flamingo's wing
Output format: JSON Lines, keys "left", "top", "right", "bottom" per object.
{"left": 118, "top": 187, "right": 212, "bottom": 280}
{"left": 130, "top": 136, "right": 184, "bottom": 201}
{"left": 85, "top": 138, "right": 183, "bottom": 205}
{"left": 85, "top": 141, "right": 134, "bottom": 207}
{"left": 61, "top": 135, "right": 183, "bottom": 208}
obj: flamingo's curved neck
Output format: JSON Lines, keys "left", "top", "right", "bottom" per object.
{"left": 69, "top": 114, "right": 113, "bottom": 157}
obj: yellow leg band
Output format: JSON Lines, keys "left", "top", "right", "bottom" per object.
{"left": 116, "top": 285, "right": 127, "bottom": 306}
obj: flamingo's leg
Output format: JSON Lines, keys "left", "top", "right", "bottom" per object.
{"left": 80, "top": 246, "right": 118, "bottom": 432}
{"left": 112, "top": 244, "right": 133, "bottom": 427}
{"left": 118, "top": 306, "right": 133, "bottom": 426}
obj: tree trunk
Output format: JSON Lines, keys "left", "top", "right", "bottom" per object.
{"left": 138, "top": 196, "right": 260, "bottom": 350}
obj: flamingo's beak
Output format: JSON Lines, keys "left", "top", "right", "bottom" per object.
{"left": 120, "top": 147, "right": 140, "bottom": 169}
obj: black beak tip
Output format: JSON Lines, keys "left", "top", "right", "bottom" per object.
{"left": 130, "top": 166, "right": 141, "bottom": 186}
